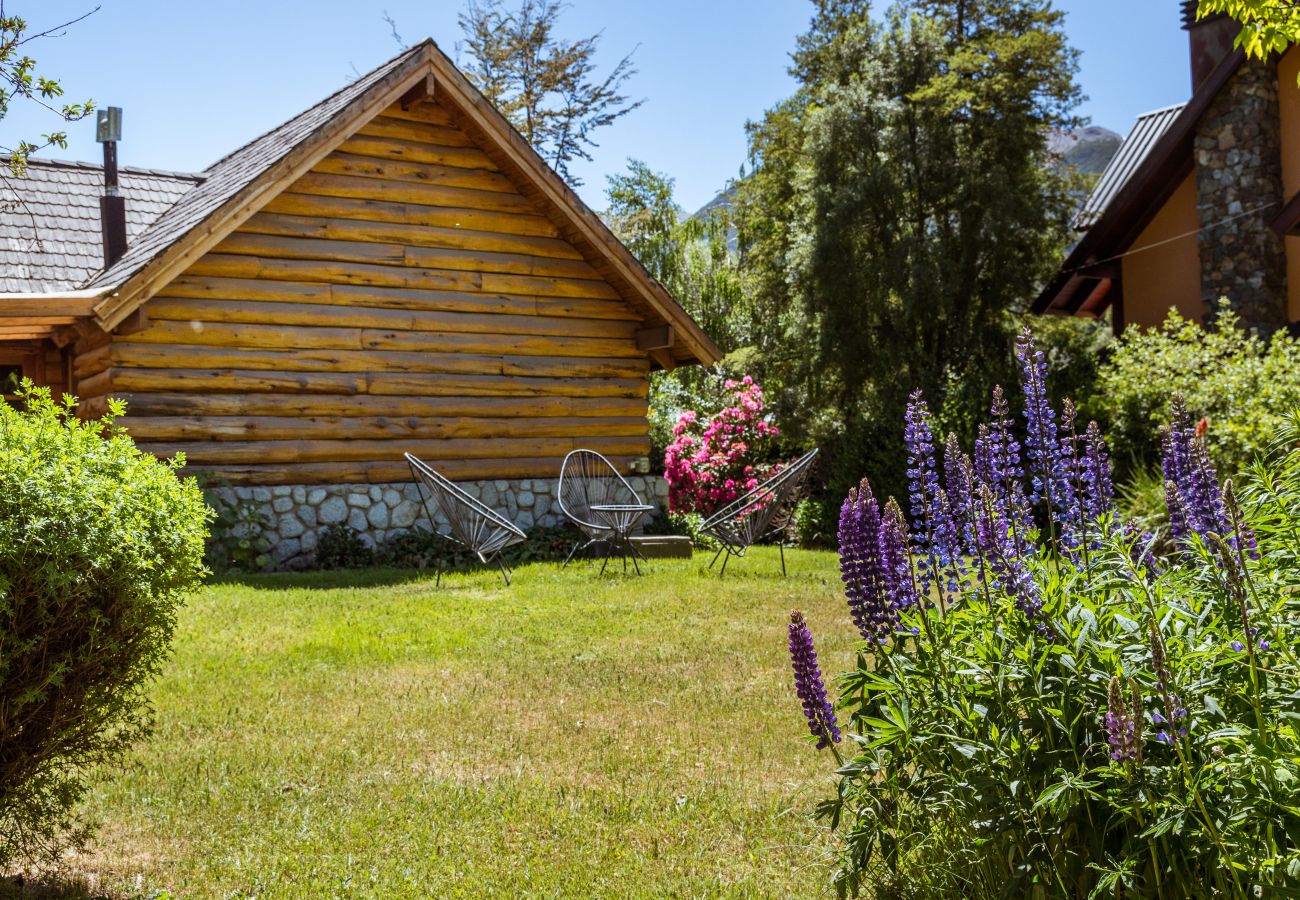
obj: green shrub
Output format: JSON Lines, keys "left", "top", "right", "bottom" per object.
{"left": 792, "top": 498, "right": 832, "bottom": 548}
{"left": 1091, "top": 306, "right": 1300, "bottom": 478}
{"left": 0, "top": 385, "right": 208, "bottom": 867}
{"left": 313, "top": 524, "right": 374, "bottom": 570}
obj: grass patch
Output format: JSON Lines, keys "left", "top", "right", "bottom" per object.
{"left": 45, "top": 549, "right": 849, "bottom": 898}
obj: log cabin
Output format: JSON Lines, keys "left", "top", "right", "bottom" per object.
{"left": 0, "top": 40, "right": 721, "bottom": 567}
{"left": 1034, "top": 2, "right": 1300, "bottom": 335}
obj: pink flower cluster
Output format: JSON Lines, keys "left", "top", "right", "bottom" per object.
{"left": 664, "top": 375, "right": 781, "bottom": 515}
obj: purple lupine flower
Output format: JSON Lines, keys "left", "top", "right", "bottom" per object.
{"left": 1162, "top": 397, "right": 1229, "bottom": 544}
{"left": 1017, "top": 330, "right": 1081, "bottom": 551}
{"left": 975, "top": 387, "right": 1031, "bottom": 534}
{"left": 838, "top": 479, "right": 897, "bottom": 643}
{"left": 946, "top": 434, "right": 977, "bottom": 556}
{"left": 1123, "top": 520, "right": 1163, "bottom": 581}
{"left": 904, "top": 391, "right": 962, "bottom": 596}
{"left": 973, "top": 485, "right": 1046, "bottom": 627}
{"left": 787, "top": 610, "right": 841, "bottom": 749}
{"left": 1149, "top": 621, "right": 1188, "bottom": 744}
{"left": 1104, "top": 676, "right": 1143, "bottom": 763}
{"left": 1081, "top": 421, "right": 1115, "bottom": 520}
{"left": 1231, "top": 640, "right": 1246, "bottom": 652}
{"left": 880, "top": 499, "right": 920, "bottom": 613}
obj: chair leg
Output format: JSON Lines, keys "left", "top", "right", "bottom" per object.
{"left": 435, "top": 549, "right": 444, "bottom": 588}
{"left": 562, "top": 539, "right": 583, "bottom": 570}
{"left": 779, "top": 542, "right": 787, "bottom": 577}
{"left": 496, "top": 554, "right": 511, "bottom": 587}
{"left": 707, "top": 546, "right": 724, "bottom": 570}
{"left": 719, "top": 549, "right": 731, "bottom": 577}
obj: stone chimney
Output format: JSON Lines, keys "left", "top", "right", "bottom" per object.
{"left": 1181, "top": 0, "right": 1240, "bottom": 90}
{"left": 1193, "top": 55, "right": 1289, "bottom": 331}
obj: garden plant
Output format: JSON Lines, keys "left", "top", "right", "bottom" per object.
{"left": 0, "top": 385, "right": 209, "bottom": 867}
{"left": 787, "top": 330, "right": 1300, "bottom": 898}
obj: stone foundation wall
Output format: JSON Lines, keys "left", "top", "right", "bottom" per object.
{"left": 208, "top": 476, "right": 670, "bottom": 570}
{"left": 1194, "top": 56, "right": 1288, "bottom": 331}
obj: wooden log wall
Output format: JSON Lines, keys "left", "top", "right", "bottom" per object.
{"left": 74, "top": 99, "right": 654, "bottom": 486}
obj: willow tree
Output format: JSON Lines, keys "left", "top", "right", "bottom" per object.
{"left": 734, "top": 0, "right": 1082, "bottom": 501}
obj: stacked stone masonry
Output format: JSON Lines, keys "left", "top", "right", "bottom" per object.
{"left": 209, "top": 476, "right": 670, "bottom": 570}
{"left": 1194, "top": 57, "right": 1289, "bottom": 330}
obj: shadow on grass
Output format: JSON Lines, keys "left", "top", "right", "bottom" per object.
{"left": 0, "top": 875, "right": 116, "bottom": 900}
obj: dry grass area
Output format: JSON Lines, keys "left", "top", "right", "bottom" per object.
{"left": 9, "top": 549, "right": 855, "bottom": 899}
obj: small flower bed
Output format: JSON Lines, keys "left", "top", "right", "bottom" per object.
{"left": 786, "top": 329, "right": 1300, "bottom": 898}
{"left": 663, "top": 375, "right": 782, "bottom": 515}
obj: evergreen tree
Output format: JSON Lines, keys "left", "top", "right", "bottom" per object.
{"left": 735, "top": 0, "right": 1082, "bottom": 501}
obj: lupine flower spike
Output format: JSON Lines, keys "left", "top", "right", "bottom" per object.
{"left": 1015, "top": 329, "right": 1075, "bottom": 544}
{"left": 1162, "top": 397, "right": 1229, "bottom": 544}
{"left": 838, "top": 479, "right": 897, "bottom": 644}
{"left": 787, "top": 611, "right": 841, "bottom": 750}
{"left": 904, "top": 391, "right": 962, "bottom": 602}
{"left": 1104, "top": 676, "right": 1143, "bottom": 764}
{"left": 974, "top": 485, "right": 1049, "bottom": 632}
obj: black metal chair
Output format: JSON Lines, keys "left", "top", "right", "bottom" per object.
{"left": 698, "top": 448, "right": 819, "bottom": 576}
{"left": 406, "top": 453, "right": 528, "bottom": 586}
{"left": 557, "top": 449, "right": 655, "bottom": 575}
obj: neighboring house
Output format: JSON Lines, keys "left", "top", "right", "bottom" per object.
{"left": 1034, "top": 2, "right": 1300, "bottom": 333}
{"left": 0, "top": 41, "right": 721, "bottom": 567}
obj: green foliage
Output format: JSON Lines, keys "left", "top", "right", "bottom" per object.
{"left": 0, "top": 384, "right": 208, "bottom": 868}
{"left": 373, "top": 523, "right": 587, "bottom": 569}
{"left": 642, "top": 511, "right": 717, "bottom": 549}
{"left": 732, "top": 0, "right": 1084, "bottom": 505}
{"left": 314, "top": 524, "right": 375, "bottom": 570}
{"left": 815, "top": 427, "right": 1300, "bottom": 897}
{"left": 1091, "top": 307, "right": 1300, "bottom": 478}
{"left": 0, "top": 9, "right": 95, "bottom": 177}
{"left": 456, "top": 0, "right": 641, "bottom": 186}
{"left": 792, "top": 497, "right": 832, "bottom": 548}
{"left": 1198, "top": 0, "right": 1300, "bottom": 61}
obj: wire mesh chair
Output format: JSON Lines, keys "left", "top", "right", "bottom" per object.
{"left": 557, "top": 449, "right": 654, "bottom": 575}
{"left": 698, "top": 448, "right": 819, "bottom": 576}
{"left": 406, "top": 453, "right": 529, "bottom": 586}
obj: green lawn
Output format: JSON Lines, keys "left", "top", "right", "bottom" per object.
{"left": 58, "top": 549, "right": 853, "bottom": 898}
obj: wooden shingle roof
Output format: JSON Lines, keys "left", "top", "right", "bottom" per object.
{"left": 0, "top": 159, "right": 200, "bottom": 292}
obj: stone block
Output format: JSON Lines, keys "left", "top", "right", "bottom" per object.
{"left": 518, "top": 490, "right": 534, "bottom": 508}
{"left": 347, "top": 508, "right": 368, "bottom": 532}
{"left": 279, "top": 514, "right": 305, "bottom": 539}
{"left": 272, "top": 497, "right": 294, "bottom": 513}
{"left": 319, "top": 496, "right": 348, "bottom": 525}
{"left": 347, "top": 493, "right": 371, "bottom": 509}
{"left": 307, "top": 488, "right": 327, "bottom": 505}
{"left": 300, "top": 505, "right": 318, "bottom": 528}
{"left": 367, "top": 504, "right": 390, "bottom": 529}
{"left": 392, "top": 500, "right": 422, "bottom": 528}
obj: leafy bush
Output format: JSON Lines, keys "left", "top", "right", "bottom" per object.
{"left": 663, "top": 375, "right": 783, "bottom": 515}
{"left": 314, "top": 524, "right": 374, "bottom": 570}
{"left": 788, "top": 331, "right": 1300, "bottom": 897}
{"left": 791, "top": 498, "right": 831, "bottom": 548}
{"left": 1092, "top": 306, "right": 1300, "bottom": 478}
{"left": 0, "top": 385, "right": 208, "bottom": 867}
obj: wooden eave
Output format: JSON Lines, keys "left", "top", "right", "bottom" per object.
{"left": 84, "top": 40, "right": 721, "bottom": 369}
{"left": 1033, "top": 48, "right": 1246, "bottom": 318}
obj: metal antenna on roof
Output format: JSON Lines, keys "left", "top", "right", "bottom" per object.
{"left": 96, "top": 106, "right": 127, "bottom": 267}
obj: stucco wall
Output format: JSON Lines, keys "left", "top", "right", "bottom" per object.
{"left": 1121, "top": 171, "right": 1205, "bottom": 328}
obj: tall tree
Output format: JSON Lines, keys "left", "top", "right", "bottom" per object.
{"left": 734, "top": 0, "right": 1082, "bottom": 499}
{"left": 456, "top": 0, "right": 642, "bottom": 185}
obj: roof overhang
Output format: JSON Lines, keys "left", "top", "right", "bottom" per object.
{"left": 1033, "top": 47, "right": 1247, "bottom": 319}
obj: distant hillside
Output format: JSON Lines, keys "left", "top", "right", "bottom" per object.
{"left": 1051, "top": 125, "right": 1123, "bottom": 176}
{"left": 688, "top": 126, "right": 1122, "bottom": 232}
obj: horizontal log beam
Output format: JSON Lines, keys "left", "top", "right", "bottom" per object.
{"left": 89, "top": 367, "right": 648, "bottom": 399}
{"left": 184, "top": 254, "right": 623, "bottom": 302}
{"left": 239, "top": 211, "right": 582, "bottom": 261}
{"left": 290, "top": 172, "right": 532, "bottom": 216}
{"left": 354, "top": 116, "right": 474, "bottom": 148}
{"left": 314, "top": 151, "right": 518, "bottom": 195}
{"left": 140, "top": 434, "right": 649, "bottom": 465}
{"left": 335, "top": 135, "right": 499, "bottom": 173}
{"left": 85, "top": 391, "right": 647, "bottom": 419}
{"left": 119, "top": 414, "right": 646, "bottom": 442}
{"left": 211, "top": 231, "right": 603, "bottom": 281}
{"left": 263, "top": 191, "right": 560, "bottom": 239}
{"left": 159, "top": 276, "right": 636, "bottom": 321}
{"left": 182, "top": 455, "right": 647, "bottom": 486}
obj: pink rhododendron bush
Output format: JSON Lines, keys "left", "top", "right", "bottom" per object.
{"left": 663, "top": 376, "right": 783, "bottom": 515}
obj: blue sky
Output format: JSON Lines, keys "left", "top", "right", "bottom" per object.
{"left": 12, "top": 0, "right": 1194, "bottom": 213}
